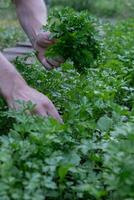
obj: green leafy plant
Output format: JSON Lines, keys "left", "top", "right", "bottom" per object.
{"left": 44, "top": 7, "right": 100, "bottom": 73}
{"left": 103, "top": 122, "right": 134, "bottom": 199}
{"left": 50, "top": 0, "right": 134, "bottom": 18}
{"left": 0, "top": 11, "right": 134, "bottom": 200}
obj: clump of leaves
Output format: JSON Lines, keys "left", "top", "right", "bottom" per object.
{"left": 44, "top": 7, "right": 100, "bottom": 73}
{"left": 0, "top": 17, "right": 134, "bottom": 200}
{"left": 103, "top": 122, "right": 134, "bottom": 199}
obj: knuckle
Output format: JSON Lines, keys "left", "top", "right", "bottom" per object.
{"left": 45, "top": 100, "right": 53, "bottom": 109}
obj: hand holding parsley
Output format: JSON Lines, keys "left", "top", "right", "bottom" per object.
{"left": 44, "top": 7, "right": 100, "bottom": 73}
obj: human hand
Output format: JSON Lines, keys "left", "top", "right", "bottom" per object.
{"left": 34, "top": 32, "right": 63, "bottom": 70}
{"left": 6, "top": 83, "right": 62, "bottom": 123}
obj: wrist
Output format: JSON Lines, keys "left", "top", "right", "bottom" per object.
{"left": 0, "top": 53, "right": 28, "bottom": 103}
{"left": 14, "top": 0, "right": 47, "bottom": 48}
{"left": 0, "top": 72, "right": 27, "bottom": 102}
{"left": 31, "top": 30, "right": 41, "bottom": 49}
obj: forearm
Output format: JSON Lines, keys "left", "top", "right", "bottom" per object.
{"left": 14, "top": 0, "right": 47, "bottom": 46}
{"left": 0, "top": 53, "right": 26, "bottom": 99}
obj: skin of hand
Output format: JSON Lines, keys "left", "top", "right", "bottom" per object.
{"left": 34, "top": 31, "right": 64, "bottom": 70}
{"left": 0, "top": 55, "right": 62, "bottom": 123}
{"left": 1, "top": 0, "right": 63, "bottom": 121}
{"left": 6, "top": 82, "right": 62, "bottom": 122}
{"left": 14, "top": 0, "right": 63, "bottom": 70}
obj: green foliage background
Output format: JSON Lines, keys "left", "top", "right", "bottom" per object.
{"left": 0, "top": 1, "right": 134, "bottom": 200}
{"left": 0, "top": 13, "right": 134, "bottom": 199}
{"left": 50, "top": 0, "right": 134, "bottom": 18}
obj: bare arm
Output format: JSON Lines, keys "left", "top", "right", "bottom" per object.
{"left": 0, "top": 0, "right": 62, "bottom": 122}
{"left": 0, "top": 0, "right": 48, "bottom": 98}
{"left": 14, "top": 0, "right": 63, "bottom": 69}
{"left": 0, "top": 52, "right": 26, "bottom": 100}
{"left": 0, "top": 52, "right": 62, "bottom": 122}
{"left": 14, "top": 0, "right": 47, "bottom": 46}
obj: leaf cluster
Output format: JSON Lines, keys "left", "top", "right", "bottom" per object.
{"left": 44, "top": 7, "right": 100, "bottom": 73}
{"left": 0, "top": 14, "right": 134, "bottom": 200}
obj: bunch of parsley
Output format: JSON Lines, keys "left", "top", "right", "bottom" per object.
{"left": 44, "top": 7, "right": 100, "bottom": 73}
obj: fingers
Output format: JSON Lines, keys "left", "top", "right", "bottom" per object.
{"left": 34, "top": 105, "right": 48, "bottom": 117}
{"left": 37, "top": 52, "right": 52, "bottom": 70}
{"left": 36, "top": 32, "right": 55, "bottom": 48}
{"left": 35, "top": 32, "right": 64, "bottom": 69}
{"left": 34, "top": 104, "right": 63, "bottom": 123}
{"left": 46, "top": 104, "right": 63, "bottom": 123}
{"left": 47, "top": 58, "right": 60, "bottom": 68}
{"left": 33, "top": 96, "right": 63, "bottom": 123}
{"left": 38, "top": 53, "right": 62, "bottom": 70}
